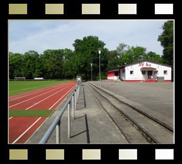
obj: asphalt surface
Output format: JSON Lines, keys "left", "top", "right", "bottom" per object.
{"left": 90, "top": 82, "right": 173, "bottom": 143}
{"left": 93, "top": 81, "right": 174, "bottom": 118}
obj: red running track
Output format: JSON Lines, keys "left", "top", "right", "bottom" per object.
{"left": 9, "top": 117, "right": 47, "bottom": 144}
{"left": 9, "top": 81, "right": 77, "bottom": 144}
{"left": 9, "top": 81, "right": 77, "bottom": 110}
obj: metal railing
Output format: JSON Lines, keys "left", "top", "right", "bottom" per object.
{"left": 39, "top": 81, "right": 81, "bottom": 144}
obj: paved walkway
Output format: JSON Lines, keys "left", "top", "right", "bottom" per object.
{"left": 27, "top": 82, "right": 128, "bottom": 144}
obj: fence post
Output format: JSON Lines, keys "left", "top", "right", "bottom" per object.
{"left": 72, "top": 94, "right": 74, "bottom": 121}
{"left": 75, "top": 89, "right": 77, "bottom": 110}
{"left": 78, "top": 83, "right": 80, "bottom": 97}
{"left": 76, "top": 86, "right": 78, "bottom": 101}
{"left": 68, "top": 102, "right": 71, "bottom": 139}
{"left": 56, "top": 119, "right": 60, "bottom": 144}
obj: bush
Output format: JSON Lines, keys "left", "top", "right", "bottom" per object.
{"left": 96, "top": 75, "right": 107, "bottom": 80}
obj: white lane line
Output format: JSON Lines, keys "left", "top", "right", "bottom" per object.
{"left": 9, "top": 82, "right": 72, "bottom": 102}
{"left": 12, "top": 117, "right": 42, "bottom": 144}
{"left": 9, "top": 83, "right": 71, "bottom": 108}
{"left": 9, "top": 117, "right": 13, "bottom": 120}
{"left": 49, "top": 85, "right": 76, "bottom": 110}
{"left": 25, "top": 84, "right": 74, "bottom": 110}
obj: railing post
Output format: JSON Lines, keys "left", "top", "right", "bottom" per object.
{"left": 78, "top": 83, "right": 81, "bottom": 96}
{"left": 72, "top": 94, "right": 74, "bottom": 121}
{"left": 75, "top": 89, "right": 77, "bottom": 110}
{"left": 68, "top": 102, "right": 71, "bottom": 139}
{"left": 76, "top": 86, "right": 78, "bottom": 101}
{"left": 77, "top": 85, "right": 79, "bottom": 100}
{"left": 56, "top": 119, "right": 60, "bottom": 144}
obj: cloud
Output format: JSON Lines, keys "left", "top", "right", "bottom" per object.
{"left": 9, "top": 20, "right": 167, "bottom": 55}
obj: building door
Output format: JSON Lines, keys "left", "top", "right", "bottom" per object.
{"left": 148, "top": 71, "right": 153, "bottom": 79}
{"left": 153, "top": 70, "right": 158, "bottom": 79}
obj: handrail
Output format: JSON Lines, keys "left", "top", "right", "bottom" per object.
{"left": 39, "top": 81, "right": 82, "bottom": 144}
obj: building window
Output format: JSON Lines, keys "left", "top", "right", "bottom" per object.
{"left": 164, "top": 70, "right": 167, "bottom": 75}
{"left": 130, "top": 70, "right": 134, "bottom": 75}
{"left": 142, "top": 71, "right": 145, "bottom": 75}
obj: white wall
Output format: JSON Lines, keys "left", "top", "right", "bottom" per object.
{"left": 125, "top": 61, "right": 171, "bottom": 81}
{"left": 157, "top": 65, "right": 171, "bottom": 80}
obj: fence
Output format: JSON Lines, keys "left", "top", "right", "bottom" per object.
{"left": 39, "top": 81, "right": 81, "bottom": 144}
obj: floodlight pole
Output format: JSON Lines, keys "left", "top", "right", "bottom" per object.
{"left": 91, "top": 63, "right": 93, "bottom": 81}
{"left": 98, "top": 48, "right": 102, "bottom": 87}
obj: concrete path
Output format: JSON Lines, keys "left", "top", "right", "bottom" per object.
{"left": 27, "top": 82, "right": 128, "bottom": 144}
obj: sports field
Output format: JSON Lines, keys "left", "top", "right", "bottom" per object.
{"left": 9, "top": 80, "right": 72, "bottom": 96}
{"left": 9, "top": 80, "right": 76, "bottom": 144}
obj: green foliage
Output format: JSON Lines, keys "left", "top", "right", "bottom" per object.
{"left": 72, "top": 36, "right": 109, "bottom": 81}
{"left": 9, "top": 26, "right": 173, "bottom": 80}
{"left": 22, "top": 51, "right": 40, "bottom": 79}
{"left": 96, "top": 74, "right": 107, "bottom": 80}
{"left": 158, "top": 21, "right": 173, "bottom": 66}
{"left": 40, "top": 49, "right": 64, "bottom": 79}
{"left": 9, "top": 52, "right": 24, "bottom": 79}
{"left": 115, "top": 44, "right": 162, "bottom": 65}
{"left": 144, "top": 51, "right": 162, "bottom": 63}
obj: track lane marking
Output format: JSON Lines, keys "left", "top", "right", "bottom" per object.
{"left": 48, "top": 85, "right": 76, "bottom": 110}
{"left": 9, "top": 117, "right": 13, "bottom": 120}
{"left": 12, "top": 117, "right": 42, "bottom": 144}
{"left": 9, "top": 83, "right": 72, "bottom": 108}
{"left": 25, "top": 84, "right": 74, "bottom": 110}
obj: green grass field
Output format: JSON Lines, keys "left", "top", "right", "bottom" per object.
{"left": 9, "top": 80, "right": 73, "bottom": 96}
{"left": 9, "top": 110, "right": 54, "bottom": 117}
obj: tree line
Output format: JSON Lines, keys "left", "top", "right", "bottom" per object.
{"left": 9, "top": 21, "right": 173, "bottom": 81}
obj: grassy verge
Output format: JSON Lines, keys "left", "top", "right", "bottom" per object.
{"left": 9, "top": 80, "right": 73, "bottom": 96}
{"left": 9, "top": 110, "right": 54, "bottom": 117}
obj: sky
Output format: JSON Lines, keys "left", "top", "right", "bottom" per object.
{"left": 9, "top": 20, "right": 167, "bottom": 56}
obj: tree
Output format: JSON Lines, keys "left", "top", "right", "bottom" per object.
{"left": 144, "top": 51, "right": 162, "bottom": 62}
{"left": 119, "top": 46, "right": 147, "bottom": 64}
{"left": 131, "top": 46, "right": 146, "bottom": 61}
{"left": 158, "top": 21, "right": 173, "bottom": 66}
{"left": 22, "top": 51, "right": 40, "bottom": 79}
{"left": 62, "top": 49, "right": 76, "bottom": 78}
{"left": 73, "top": 36, "right": 109, "bottom": 81}
{"left": 116, "top": 43, "right": 128, "bottom": 57}
{"left": 107, "top": 50, "right": 122, "bottom": 70}
{"left": 9, "top": 52, "right": 24, "bottom": 79}
{"left": 40, "top": 49, "right": 64, "bottom": 79}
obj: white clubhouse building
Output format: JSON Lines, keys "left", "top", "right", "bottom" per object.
{"left": 107, "top": 60, "right": 172, "bottom": 82}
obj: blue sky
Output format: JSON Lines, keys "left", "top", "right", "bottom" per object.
{"left": 9, "top": 20, "right": 167, "bottom": 55}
